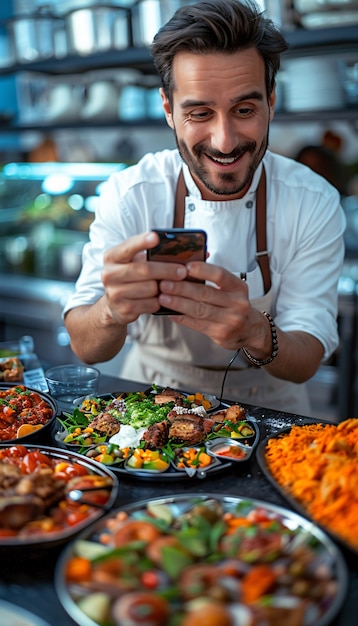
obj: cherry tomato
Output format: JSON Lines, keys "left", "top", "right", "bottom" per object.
{"left": 6, "top": 445, "right": 28, "bottom": 458}
{"left": 71, "top": 463, "right": 89, "bottom": 476}
{"left": 56, "top": 463, "right": 89, "bottom": 480}
{"left": 66, "top": 509, "right": 90, "bottom": 526}
{"left": 141, "top": 570, "right": 160, "bottom": 590}
{"left": 21, "top": 450, "right": 51, "bottom": 473}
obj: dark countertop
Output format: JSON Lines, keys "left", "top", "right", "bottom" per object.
{"left": 0, "top": 375, "right": 357, "bottom": 626}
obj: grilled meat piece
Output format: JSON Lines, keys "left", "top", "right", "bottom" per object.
{"left": 15, "top": 468, "right": 65, "bottom": 504}
{"left": 141, "top": 421, "right": 169, "bottom": 449}
{"left": 169, "top": 416, "right": 205, "bottom": 445}
{"left": 168, "top": 410, "right": 214, "bottom": 441}
{"left": 212, "top": 404, "right": 246, "bottom": 423}
{"left": 203, "top": 417, "right": 215, "bottom": 435}
{"left": 167, "top": 409, "right": 179, "bottom": 422}
{"left": 225, "top": 404, "right": 246, "bottom": 422}
{"left": 0, "top": 496, "right": 43, "bottom": 529}
{"left": 0, "top": 465, "right": 66, "bottom": 529}
{"left": 0, "top": 463, "right": 21, "bottom": 490}
{"left": 154, "top": 388, "right": 185, "bottom": 406}
{"left": 88, "top": 412, "right": 121, "bottom": 436}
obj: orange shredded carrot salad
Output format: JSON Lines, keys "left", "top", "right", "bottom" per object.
{"left": 265, "top": 418, "right": 358, "bottom": 549}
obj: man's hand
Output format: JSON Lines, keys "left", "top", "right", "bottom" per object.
{"left": 103, "top": 230, "right": 258, "bottom": 353}
{"left": 102, "top": 231, "right": 187, "bottom": 325}
{"left": 158, "top": 261, "right": 324, "bottom": 385}
{"left": 157, "top": 262, "right": 259, "bottom": 352}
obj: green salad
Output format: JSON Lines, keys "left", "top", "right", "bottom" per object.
{"left": 108, "top": 392, "right": 174, "bottom": 429}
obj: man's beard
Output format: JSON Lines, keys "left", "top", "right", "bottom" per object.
{"left": 174, "top": 128, "right": 269, "bottom": 197}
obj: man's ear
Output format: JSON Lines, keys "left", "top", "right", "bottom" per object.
{"left": 160, "top": 88, "right": 174, "bottom": 129}
{"left": 269, "top": 86, "right": 276, "bottom": 122}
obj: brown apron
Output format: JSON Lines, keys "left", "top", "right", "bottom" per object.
{"left": 174, "top": 168, "right": 271, "bottom": 294}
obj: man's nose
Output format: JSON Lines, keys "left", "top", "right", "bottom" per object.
{"left": 210, "top": 115, "right": 238, "bottom": 154}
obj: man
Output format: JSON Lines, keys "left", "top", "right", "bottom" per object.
{"left": 64, "top": 0, "right": 345, "bottom": 415}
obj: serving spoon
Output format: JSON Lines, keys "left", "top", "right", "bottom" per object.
{"left": 66, "top": 485, "right": 113, "bottom": 510}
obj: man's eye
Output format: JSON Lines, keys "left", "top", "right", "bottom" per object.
{"left": 235, "top": 107, "right": 253, "bottom": 116}
{"left": 188, "top": 110, "right": 211, "bottom": 120}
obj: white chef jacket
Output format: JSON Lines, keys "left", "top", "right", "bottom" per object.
{"left": 64, "top": 149, "right": 346, "bottom": 415}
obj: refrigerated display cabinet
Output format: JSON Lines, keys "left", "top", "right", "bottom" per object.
{"left": 0, "top": 161, "right": 126, "bottom": 365}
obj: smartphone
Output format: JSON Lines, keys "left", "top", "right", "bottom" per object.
{"left": 147, "top": 228, "right": 207, "bottom": 314}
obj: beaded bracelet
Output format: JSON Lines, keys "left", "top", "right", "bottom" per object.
{"left": 242, "top": 311, "right": 278, "bottom": 367}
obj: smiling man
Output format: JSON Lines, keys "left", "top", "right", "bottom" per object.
{"left": 64, "top": 0, "right": 345, "bottom": 416}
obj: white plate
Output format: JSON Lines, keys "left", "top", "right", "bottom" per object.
{"left": 0, "top": 600, "right": 50, "bottom": 626}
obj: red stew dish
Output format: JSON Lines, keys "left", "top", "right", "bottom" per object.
{"left": 0, "top": 385, "right": 55, "bottom": 442}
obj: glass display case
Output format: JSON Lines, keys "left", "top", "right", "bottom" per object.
{"left": 0, "top": 161, "right": 126, "bottom": 281}
{"left": 0, "top": 161, "right": 127, "bottom": 366}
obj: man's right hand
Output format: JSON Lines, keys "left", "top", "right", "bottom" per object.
{"left": 101, "top": 231, "right": 187, "bottom": 324}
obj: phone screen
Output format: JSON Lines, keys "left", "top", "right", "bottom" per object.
{"left": 147, "top": 229, "right": 207, "bottom": 314}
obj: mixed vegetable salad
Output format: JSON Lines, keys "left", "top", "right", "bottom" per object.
{"left": 57, "top": 495, "right": 345, "bottom": 626}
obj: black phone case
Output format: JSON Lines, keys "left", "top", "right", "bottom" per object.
{"left": 147, "top": 229, "right": 207, "bottom": 315}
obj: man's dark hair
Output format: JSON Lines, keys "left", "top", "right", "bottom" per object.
{"left": 151, "top": 0, "right": 288, "bottom": 103}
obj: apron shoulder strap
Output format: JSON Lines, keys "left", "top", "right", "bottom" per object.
{"left": 255, "top": 167, "right": 271, "bottom": 294}
{"left": 174, "top": 169, "right": 186, "bottom": 228}
{"left": 174, "top": 167, "right": 271, "bottom": 293}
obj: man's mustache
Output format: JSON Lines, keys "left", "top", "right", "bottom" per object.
{"left": 195, "top": 143, "right": 256, "bottom": 160}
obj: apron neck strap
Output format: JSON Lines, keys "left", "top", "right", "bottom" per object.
{"left": 174, "top": 166, "right": 271, "bottom": 294}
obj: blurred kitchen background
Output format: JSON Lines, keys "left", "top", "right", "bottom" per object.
{"left": 0, "top": 0, "right": 357, "bottom": 421}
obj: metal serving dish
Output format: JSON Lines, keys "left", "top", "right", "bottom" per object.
{"left": 55, "top": 389, "right": 260, "bottom": 480}
{"left": 0, "top": 444, "right": 118, "bottom": 549}
{"left": 205, "top": 437, "right": 251, "bottom": 462}
{"left": 170, "top": 445, "right": 221, "bottom": 477}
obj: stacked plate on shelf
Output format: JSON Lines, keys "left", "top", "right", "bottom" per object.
{"left": 293, "top": 0, "right": 358, "bottom": 28}
{"left": 283, "top": 57, "right": 345, "bottom": 112}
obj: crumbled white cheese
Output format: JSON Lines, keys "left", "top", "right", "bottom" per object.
{"left": 172, "top": 405, "right": 207, "bottom": 416}
{"left": 109, "top": 425, "right": 147, "bottom": 448}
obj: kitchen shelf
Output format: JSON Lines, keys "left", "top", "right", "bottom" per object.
{"left": 274, "top": 108, "right": 358, "bottom": 125}
{"left": 0, "top": 46, "right": 154, "bottom": 77}
{"left": 0, "top": 25, "right": 356, "bottom": 77}
{"left": 283, "top": 24, "right": 358, "bottom": 57}
{"left": 0, "top": 24, "right": 356, "bottom": 132}
{"left": 0, "top": 118, "right": 167, "bottom": 132}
